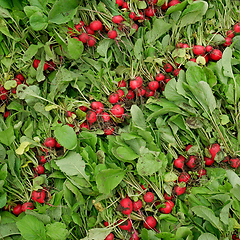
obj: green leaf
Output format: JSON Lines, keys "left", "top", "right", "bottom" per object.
{"left": 0, "top": 127, "right": 15, "bottom": 146}
{"left": 30, "top": 11, "right": 48, "bottom": 31}
{"left": 0, "top": 143, "right": 6, "bottom": 159}
{"left": 165, "top": 1, "right": 188, "bottom": 15}
{"left": 48, "top": 0, "right": 79, "bottom": 24}
{"left": 226, "top": 170, "right": 240, "bottom": 188}
{"left": 145, "top": 18, "right": 172, "bottom": 44}
{"left": 0, "top": 0, "right": 12, "bottom": 9}
{"left": 82, "top": 228, "right": 111, "bottom": 240}
{"left": 23, "top": 42, "right": 43, "bottom": 62}
{"left": 25, "top": 210, "right": 51, "bottom": 225}
{"left": 116, "top": 146, "right": 139, "bottom": 161}
{"left": 175, "top": 227, "right": 192, "bottom": 239}
{"left": 203, "top": 67, "right": 217, "bottom": 87}
{"left": 131, "top": 105, "right": 146, "bottom": 129}
{"left": 96, "top": 169, "right": 125, "bottom": 194}
{"left": 16, "top": 215, "right": 46, "bottom": 240}
{"left": 0, "top": 223, "right": 20, "bottom": 238}
{"left": 0, "top": 19, "right": 13, "bottom": 39}
{"left": 220, "top": 201, "right": 232, "bottom": 225}
{"left": 198, "top": 233, "right": 218, "bottom": 240}
{"left": 230, "top": 184, "right": 240, "bottom": 201}
{"left": 54, "top": 125, "right": 77, "bottom": 150}
{"left": 97, "top": 39, "right": 114, "bottom": 57}
{"left": 0, "top": 192, "right": 7, "bottom": 208}
{"left": 55, "top": 151, "right": 88, "bottom": 178}
{"left": 134, "top": 38, "right": 143, "bottom": 60}
{"left": 164, "top": 172, "right": 178, "bottom": 182}
{"left": 4, "top": 80, "right": 17, "bottom": 90}
{"left": 222, "top": 47, "right": 234, "bottom": 78}
{"left": 67, "top": 38, "right": 84, "bottom": 60}
{"left": 29, "top": 0, "right": 47, "bottom": 11}
{"left": 186, "top": 65, "right": 207, "bottom": 87}
{"left": 46, "top": 222, "right": 68, "bottom": 240}
{"left": 191, "top": 205, "right": 223, "bottom": 231}
{"left": 137, "top": 0, "right": 147, "bottom": 9}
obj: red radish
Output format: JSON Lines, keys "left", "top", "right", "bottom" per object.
{"left": 234, "top": 23, "right": 240, "bottom": 33}
{"left": 40, "top": 156, "right": 47, "bottom": 164}
{"left": 119, "top": 198, "right": 133, "bottom": 215}
{"left": 108, "top": 30, "right": 117, "bottom": 39}
{"left": 109, "top": 93, "right": 119, "bottom": 104}
{"left": 104, "top": 127, "right": 114, "bottom": 135}
{"left": 34, "top": 165, "right": 45, "bottom": 174}
{"left": 4, "top": 111, "right": 10, "bottom": 118}
{"left": 31, "top": 189, "right": 45, "bottom": 203}
{"left": 174, "top": 157, "right": 184, "bottom": 169}
{"left": 209, "top": 143, "right": 220, "bottom": 160}
{"left": 85, "top": 26, "right": 95, "bottom": 35}
{"left": 182, "top": 43, "right": 190, "bottom": 48}
{"left": 87, "top": 36, "right": 96, "bottom": 47}
{"left": 222, "top": 156, "right": 229, "bottom": 163}
{"left": 148, "top": 81, "right": 159, "bottom": 91}
{"left": 118, "top": 80, "right": 126, "bottom": 87}
{"left": 160, "top": 200, "right": 174, "bottom": 214}
{"left": 232, "top": 234, "right": 237, "bottom": 240}
{"left": 189, "top": 58, "right": 196, "bottom": 62}
{"left": 4, "top": 205, "right": 10, "bottom": 211}
{"left": 227, "top": 30, "right": 235, "bottom": 38}
{"left": 91, "top": 101, "right": 104, "bottom": 114}
{"left": 67, "top": 123, "right": 74, "bottom": 128}
{"left": 155, "top": 73, "right": 165, "bottom": 82}
{"left": 136, "top": 87, "right": 146, "bottom": 97}
{"left": 141, "top": 184, "right": 148, "bottom": 190}
{"left": 143, "top": 192, "right": 154, "bottom": 203}
{"left": 79, "top": 106, "right": 88, "bottom": 112}
{"left": 135, "top": 76, "right": 143, "bottom": 86}
{"left": 44, "top": 137, "right": 56, "bottom": 148}
{"left": 168, "top": 0, "right": 181, "bottom": 7}
{"left": 86, "top": 111, "right": 97, "bottom": 124}
{"left": 102, "top": 112, "right": 111, "bottom": 122}
{"left": 164, "top": 63, "right": 173, "bottom": 73}
{"left": 22, "top": 202, "right": 34, "bottom": 212}
{"left": 116, "top": 0, "right": 123, "bottom": 6}
{"left": 209, "top": 49, "right": 222, "bottom": 61}
{"left": 16, "top": 73, "right": 25, "bottom": 82}
{"left": 229, "top": 158, "right": 240, "bottom": 168}
{"left": 204, "top": 157, "right": 214, "bottom": 166}
{"left": 130, "top": 230, "right": 139, "bottom": 240}
{"left": 79, "top": 33, "right": 89, "bottom": 44}
{"left": 33, "top": 59, "right": 40, "bottom": 69}
{"left": 104, "top": 221, "right": 109, "bottom": 227}
{"left": 174, "top": 185, "right": 186, "bottom": 195}
{"left": 105, "top": 233, "right": 114, "bottom": 240}
{"left": 143, "top": 216, "right": 156, "bottom": 229}
{"left": 173, "top": 69, "right": 181, "bottom": 77}
{"left": 65, "top": 111, "right": 72, "bottom": 117}
{"left": 12, "top": 204, "right": 22, "bottom": 215}
{"left": 116, "top": 89, "right": 124, "bottom": 100}
{"left": 80, "top": 121, "right": 90, "bottom": 130}
{"left": 75, "top": 24, "right": 83, "bottom": 32}
{"left": 122, "top": 2, "right": 129, "bottom": 9}
{"left": 223, "top": 37, "right": 232, "bottom": 47}
{"left": 186, "top": 156, "right": 197, "bottom": 168}
{"left": 112, "top": 15, "right": 124, "bottom": 24}
{"left": 119, "top": 219, "right": 132, "bottom": 230}
{"left": 178, "top": 172, "right": 190, "bottom": 184}
{"left": 205, "top": 45, "right": 213, "bottom": 52}
{"left": 161, "top": 2, "right": 168, "bottom": 11}
{"left": 145, "top": 87, "right": 155, "bottom": 97}
{"left": 130, "top": 80, "right": 140, "bottom": 90}
{"left": 144, "top": 8, "right": 156, "bottom": 17}
{"left": 129, "top": 12, "right": 136, "bottom": 19}
{"left": 176, "top": 42, "right": 183, "bottom": 48}
{"left": 193, "top": 45, "right": 206, "bottom": 56}
{"left": 133, "top": 200, "right": 142, "bottom": 211}
{"left": 43, "top": 62, "right": 49, "bottom": 71}
{"left": 197, "top": 169, "right": 206, "bottom": 178}
{"left": 164, "top": 193, "right": 173, "bottom": 200}
{"left": 165, "top": 76, "right": 171, "bottom": 83}
{"left": 204, "top": 55, "right": 209, "bottom": 64}
{"left": 126, "top": 90, "right": 135, "bottom": 100}
{"left": 186, "top": 144, "right": 192, "bottom": 151}
{"left": 90, "top": 20, "right": 103, "bottom": 31}
{"left": 47, "top": 60, "right": 56, "bottom": 71}
{"left": 147, "top": 0, "right": 158, "bottom": 5}
{"left": 111, "top": 105, "right": 124, "bottom": 118}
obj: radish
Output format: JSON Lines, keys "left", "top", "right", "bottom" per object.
{"left": 168, "top": 0, "right": 181, "bottom": 7}
{"left": 75, "top": 24, "right": 82, "bottom": 32}
{"left": 135, "top": 76, "right": 143, "bottom": 86}
{"left": 34, "top": 165, "right": 45, "bottom": 175}
{"left": 227, "top": 30, "right": 235, "bottom": 38}
{"left": 197, "top": 169, "right": 206, "bottom": 178}
{"left": 193, "top": 45, "right": 206, "bottom": 56}
{"left": 205, "top": 45, "right": 213, "bottom": 52}
{"left": 164, "top": 63, "right": 173, "bottom": 73}
{"left": 136, "top": 87, "right": 146, "bottom": 97}
{"left": 145, "top": 87, "right": 155, "bottom": 97}
{"left": 148, "top": 81, "right": 159, "bottom": 91}
{"left": 165, "top": 76, "right": 171, "bottom": 83}
{"left": 155, "top": 73, "right": 165, "bottom": 82}
{"left": 120, "top": 198, "right": 133, "bottom": 215}
{"left": 141, "top": 184, "right": 149, "bottom": 190}
{"left": 204, "top": 157, "right": 214, "bottom": 166}
{"left": 161, "top": 2, "right": 168, "bottom": 10}
{"left": 117, "top": 80, "right": 126, "bottom": 87}
{"left": 79, "top": 33, "right": 89, "bottom": 44}
{"left": 223, "top": 37, "right": 232, "bottom": 47}
{"left": 40, "top": 156, "right": 47, "bottom": 164}
{"left": 234, "top": 23, "right": 240, "bottom": 33}
{"left": 119, "top": 219, "right": 132, "bottom": 230}
{"left": 186, "top": 144, "right": 192, "bottom": 151}
{"left": 47, "top": 60, "right": 56, "bottom": 71}
{"left": 116, "top": 89, "right": 124, "bottom": 100}
{"left": 4, "top": 111, "right": 10, "bottom": 118}
{"left": 159, "top": 200, "right": 174, "bottom": 214}
{"left": 109, "top": 93, "right": 119, "bottom": 104}
{"left": 132, "top": 24, "right": 139, "bottom": 32}
{"left": 182, "top": 43, "right": 190, "bottom": 48}
{"left": 44, "top": 137, "right": 56, "bottom": 148}
{"left": 85, "top": 26, "right": 95, "bottom": 35}
{"left": 16, "top": 73, "right": 25, "bottom": 82}
{"left": 12, "top": 204, "right": 22, "bottom": 215}
{"left": 186, "top": 156, "right": 197, "bottom": 168}
{"left": 22, "top": 202, "right": 34, "bottom": 212}
{"left": 55, "top": 142, "right": 61, "bottom": 148}
{"left": 126, "top": 90, "right": 135, "bottom": 100}
{"left": 65, "top": 111, "right": 72, "bottom": 117}
{"left": 130, "top": 230, "right": 139, "bottom": 240}
{"left": 113, "top": 15, "right": 124, "bottom": 24}
{"left": 111, "top": 105, "right": 124, "bottom": 118}
{"left": 129, "top": 12, "right": 136, "bottom": 19}
{"left": 209, "top": 143, "right": 220, "bottom": 160}
{"left": 122, "top": 2, "right": 129, "bottom": 9}
{"left": 229, "top": 158, "right": 240, "bottom": 168}
{"left": 33, "top": 59, "right": 40, "bottom": 69}
{"left": 91, "top": 101, "right": 104, "bottom": 114}
{"left": 87, "top": 36, "right": 96, "bottom": 47}
{"left": 86, "top": 111, "right": 97, "bottom": 124}
{"left": 104, "top": 127, "right": 114, "bottom": 135}
{"left": 31, "top": 189, "right": 45, "bottom": 203}
{"left": 174, "top": 156, "right": 185, "bottom": 169}
{"left": 178, "top": 172, "right": 190, "bottom": 183}
{"left": 133, "top": 200, "right": 142, "bottom": 211}
{"left": 108, "top": 30, "right": 117, "bottom": 39}
{"left": 222, "top": 156, "right": 229, "bottom": 163}
{"left": 176, "top": 42, "right": 183, "bottom": 48}
{"left": 80, "top": 121, "right": 90, "bottom": 130}
{"left": 173, "top": 69, "right": 181, "bottom": 77}
{"left": 174, "top": 185, "right": 186, "bottom": 195}
{"left": 104, "top": 221, "right": 109, "bottom": 227}
{"left": 144, "top": 8, "right": 156, "bottom": 17}
{"left": 90, "top": 20, "right": 103, "bottom": 31}
{"left": 209, "top": 49, "right": 222, "bottom": 61}
{"left": 79, "top": 106, "right": 88, "bottom": 112}
{"left": 130, "top": 80, "right": 140, "bottom": 90}
{"left": 143, "top": 216, "right": 156, "bottom": 229}
{"left": 67, "top": 123, "right": 74, "bottom": 128}
{"left": 143, "top": 192, "right": 154, "bottom": 203}
{"left": 105, "top": 233, "right": 114, "bottom": 240}
{"left": 102, "top": 112, "right": 111, "bottom": 122}
{"left": 147, "top": 0, "right": 158, "bottom": 5}
{"left": 116, "top": 0, "right": 123, "bottom": 7}
{"left": 189, "top": 58, "right": 196, "bottom": 62}
{"left": 164, "top": 193, "right": 173, "bottom": 200}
